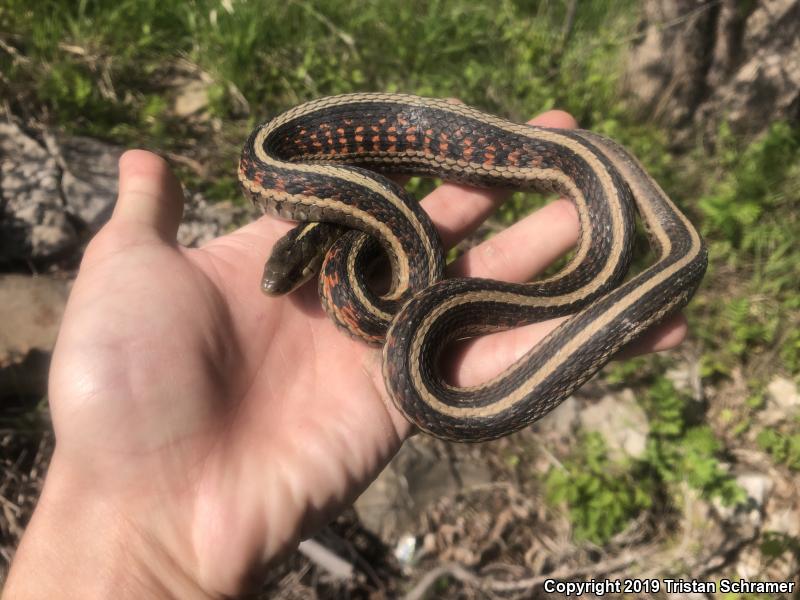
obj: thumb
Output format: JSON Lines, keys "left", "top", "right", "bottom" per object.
{"left": 111, "top": 150, "right": 184, "bottom": 243}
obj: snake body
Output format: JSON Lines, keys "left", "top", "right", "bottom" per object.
{"left": 239, "top": 93, "right": 707, "bottom": 442}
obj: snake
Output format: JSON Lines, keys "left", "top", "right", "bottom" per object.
{"left": 238, "top": 93, "right": 708, "bottom": 442}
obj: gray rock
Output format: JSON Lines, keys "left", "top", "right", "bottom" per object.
{"left": 765, "top": 507, "right": 800, "bottom": 537}
{"left": 679, "top": 483, "right": 760, "bottom": 578}
{"left": 735, "top": 471, "right": 773, "bottom": 509}
{"left": 579, "top": 389, "right": 650, "bottom": 460}
{"left": 1, "top": 123, "right": 77, "bottom": 261}
{"left": 766, "top": 376, "right": 800, "bottom": 415}
{"left": 354, "top": 438, "right": 492, "bottom": 541}
{"left": 177, "top": 195, "right": 251, "bottom": 248}
{"left": 623, "top": 0, "right": 800, "bottom": 140}
{"left": 58, "top": 135, "right": 124, "bottom": 231}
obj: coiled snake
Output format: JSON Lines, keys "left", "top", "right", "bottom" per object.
{"left": 238, "top": 93, "right": 707, "bottom": 442}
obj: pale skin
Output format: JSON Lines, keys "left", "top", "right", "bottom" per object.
{"left": 5, "top": 111, "right": 688, "bottom": 599}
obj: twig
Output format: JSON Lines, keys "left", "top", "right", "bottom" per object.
{"left": 488, "top": 550, "right": 644, "bottom": 592}
{"left": 297, "top": 538, "right": 354, "bottom": 580}
{"left": 404, "top": 550, "right": 648, "bottom": 599}
{"left": 559, "top": 0, "right": 578, "bottom": 52}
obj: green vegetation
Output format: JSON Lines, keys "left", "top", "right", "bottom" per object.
{"left": 546, "top": 432, "right": 653, "bottom": 544}
{"left": 756, "top": 428, "right": 800, "bottom": 471}
{"left": 1, "top": 0, "right": 633, "bottom": 130}
{"left": 694, "top": 122, "right": 800, "bottom": 379}
{"left": 546, "top": 378, "right": 745, "bottom": 544}
{"left": 2, "top": 0, "right": 798, "bottom": 556}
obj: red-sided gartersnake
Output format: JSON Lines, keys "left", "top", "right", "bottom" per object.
{"left": 239, "top": 93, "right": 707, "bottom": 442}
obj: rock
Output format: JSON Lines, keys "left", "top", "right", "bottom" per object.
{"left": 579, "top": 389, "right": 650, "bottom": 460}
{"left": 0, "top": 123, "right": 77, "bottom": 261}
{"left": 765, "top": 507, "right": 800, "bottom": 538}
{"left": 623, "top": 0, "right": 800, "bottom": 140}
{"left": 177, "top": 194, "right": 252, "bottom": 247}
{"left": 0, "top": 274, "right": 70, "bottom": 397}
{"left": 173, "top": 80, "right": 211, "bottom": 119}
{"left": 679, "top": 483, "right": 760, "bottom": 577}
{"left": 58, "top": 136, "right": 124, "bottom": 231}
{"left": 354, "top": 438, "right": 492, "bottom": 541}
{"left": 2, "top": 120, "right": 245, "bottom": 262}
{"left": 531, "top": 395, "right": 579, "bottom": 439}
{"left": 735, "top": 471, "right": 773, "bottom": 510}
{"left": 764, "top": 376, "right": 800, "bottom": 423}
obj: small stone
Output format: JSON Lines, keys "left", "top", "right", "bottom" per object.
{"left": 579, "top": 389, "right": 650, "bottom": 460}
{"left": 736, "top": 471, "right": 773, "bottom": 509}
{"left": 173, "top": 80, "right": 211, "bottom": 118}
{"left": 765, "top": 508, "right": 800, "bottom": 538}
{"left": 767, "top": 376, "right": 800, "bottom": 412}
{"left": 0, "top": 275, "right": 70, "bottom": 397}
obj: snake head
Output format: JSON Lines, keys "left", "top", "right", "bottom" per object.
{"left": 261, "top": 222, "right": 343, "bottom": 296}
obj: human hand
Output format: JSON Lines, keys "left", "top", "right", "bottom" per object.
{"left": 6, "top": 110, "right": 687, "bottom": 598}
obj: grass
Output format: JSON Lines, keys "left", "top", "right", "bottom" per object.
{"left": 2, "top": 0, "right": 799, "bottom": 564}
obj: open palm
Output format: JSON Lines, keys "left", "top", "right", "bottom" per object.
{"left": 23, "top": 111, "right": 688, "bottom": 597}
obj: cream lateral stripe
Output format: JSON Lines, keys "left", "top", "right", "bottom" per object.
{"left": 297, "top": 151, "right": 597, "bottom": 285}
{"left": 294, "top": 222, "right": 320, "bottom": 241}
{"left": 410, "top": 244, "right": 701, "bottom": 418}
{"left": 252, "top": 128, "right": 438, "bottom": 285}
{"left": 415, "top": 287, "right": 692, "bottom": 439}
{"left": 577, "top": 130, "right": 702, "bottom": 253}
{"left": 405, "top": 126, "right": 695, "bottom": 410}
{"left": 252, "top": 94, "right": 629, "bottom": 287}
{"left": 405, "top": 128, "right": 703, "bottom": 415}
{"left": 406, "top": 169, "right": 703, "bottom": 419}
{"left": 242, "top": 179, "right": 411, "bottom": 296}
{"left": 346, "top": 233, "right": 393, "bottom": 320}
{"left": 435, "top": 144, "right": 680, "bottom": 396}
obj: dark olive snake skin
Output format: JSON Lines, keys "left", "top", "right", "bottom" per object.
{"left": 238, "top": 93, "right": 708, "bottom": 442}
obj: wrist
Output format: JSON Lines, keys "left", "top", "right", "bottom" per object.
{"left": 5, "top": 452, "right": 214, "bottom": 600}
